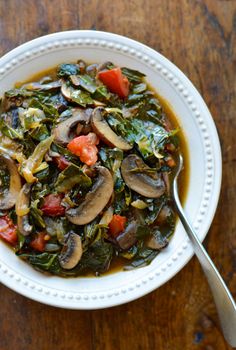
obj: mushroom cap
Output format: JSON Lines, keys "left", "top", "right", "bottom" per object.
{"left": 146, "top": 230, "right": 168, "bottom": 250}
{"left": 52, "top": 108, "right": 92, "bottom": 145}
{"left": 91, "top": 107, "right": 132, "bottom": 151}
{"left": 59, "top": 233, "right": 83, "bottom": 269}
{"left": 66, "top": 166, "right": 113, "bottom": 225}
{"left": 116, "top": 221, "right": 137, "bottom": 250}
{"left": 61, "top": 82, "right": 74, "bottom": 102}
{"left": 0, "top": 155, "right": 22, "bottom": 210}
{"left": 121, "top": 154, "right": 165, "bottom": 198}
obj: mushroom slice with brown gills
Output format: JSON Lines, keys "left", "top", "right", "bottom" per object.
{"left": 66, "top": 166, "right": 113, "bottom": 225}
{"left": 52, "top": 108, "right": 92, "bottom": 145}
{"left": 0, "top": 155, "right": 21, "bottom": 210}
{"left": 91, "top": 107, "right": 132, "bottom": 151}
{"left": 146, "top": 230, "right": 168, "bottom": 250}
{"left": 116, "top": 221, "right": 138, "bottom": 250}
{"left": 15, "top": 183, "right": 32, "bottom": 236}
{"left": 59, "top": 233, "right": 82, "bottom": 269}
{"left": 61, "top": 81, "right": 74, "bottom": 102}
{"left": 121, "top": 154, "right": 165, "bottom": 198}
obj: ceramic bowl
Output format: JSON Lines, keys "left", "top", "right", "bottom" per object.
{"left": 0, "top": 30, "right": 221, "bottom": 309}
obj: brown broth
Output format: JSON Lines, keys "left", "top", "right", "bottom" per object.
{"left": 15, "top": 64, "right": 189, "bottom": 277}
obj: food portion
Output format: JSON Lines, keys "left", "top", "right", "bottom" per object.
{"left": 0, "top": 60, "right": 183, "bottom": 276}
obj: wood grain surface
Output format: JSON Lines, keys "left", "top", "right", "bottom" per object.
{"left": 0, "top": 0, "right": 236, "bottom": 349}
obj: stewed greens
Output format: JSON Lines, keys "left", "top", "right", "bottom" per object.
{"left": 0, "top": 60, "right": 181, "bottom": 276}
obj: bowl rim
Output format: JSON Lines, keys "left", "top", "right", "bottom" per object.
{"left": 0, "top": 30, "right": 222, "bottom": 309}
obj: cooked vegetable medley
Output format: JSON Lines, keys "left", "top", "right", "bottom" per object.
{"left": 0, "top": 60, "right": 182, "bottom": 276}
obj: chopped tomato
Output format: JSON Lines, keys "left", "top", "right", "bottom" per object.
{"left": 165, "top": 143, "right": 176, "bottom": 152}
{"left": 54, "top": 156, "right": 70, "bottom": 170}
{"left": 108, "top": 215, "right": 127, "bottom": 237}
{"left": 30, "top": 232, "right": 46, "bottom": 252}
{"left": 67, "top": 132, "right": 99, "bottom": 166}
{"left": 166, "top": 156, "right": 176, "bottom": 168}
{"left": 41, "top": 194, "right": 65, "bottom": 216}
{"left": 0, "top": 216, "right": 18, "bottom": 246}
{"left": 98, "top": 67, "right": 130, "bottom": 98}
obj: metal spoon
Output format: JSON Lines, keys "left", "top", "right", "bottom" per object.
{"left": 173, "top": 154, "right": 236, "bottom": 347}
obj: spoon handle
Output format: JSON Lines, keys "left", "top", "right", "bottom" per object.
{"left": 173, "top": 182, "right": 236, "bottom": 347}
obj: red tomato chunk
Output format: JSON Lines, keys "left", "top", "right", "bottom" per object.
{"left": 108, "top": 214, "right": 127, "bottom": 237}
{"left": 98, "top": 67, "right": 130, "bottom": 98}
{"left": 41, "top": 194, "right": 65, "bottom": 217}
{"left": 54, "top": 156, "right": 70, "bottom": 170}
{"left": 30, "top": 232, "right": 46, "bottom": 252}
{"left": 0, "top": 216, "right": 18, "bottom": 246}
{"left": 67, "top": 132, "right": 99, "bottom": 166}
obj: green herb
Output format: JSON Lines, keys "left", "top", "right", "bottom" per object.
{"left": 5, "top": 89, "right": 33, "bottom": 98}
{"left": 0, "top": 120, "right": 23, "bottom": 140}
{"left": 20, "top": 253, "right": 61, "bottom": 274}
{"left": 71, "top": 90, "right": 94, "bottom": 107}
{"left": 79, "top": 238, "right": 113, "bottom": 274}
{"left": 30, "top": 199, "right": 45, "bottom": 229}
{"left": 132, "top": 83, "right": 147, "bottom": 94}
{"left": 29, "top": 99, "right": 59, "bottom": 119}
{"left": 121, "top": 67, "right": 146, "bottom": 83}
{"left": 30, "top": 124, "right": 49, "bottom": 141}
{"left": 124, "top": 245, "right": 158, "bottom": 270}
{"left": 55, "top": 164, "right": 92, "bottom": 192}
{"left": 93, "top": 85, "right": 110, "bottom": 101}
{"left": 71, "top": 74, "right": 97, "bottom": 93}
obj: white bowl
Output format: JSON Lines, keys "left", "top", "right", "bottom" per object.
{"left": 0, "top": 30, "right": 221, "bottom": 309}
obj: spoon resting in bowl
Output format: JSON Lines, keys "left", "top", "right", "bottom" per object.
{"left": 173, "top": 154, "right": 236, "bottom": 347}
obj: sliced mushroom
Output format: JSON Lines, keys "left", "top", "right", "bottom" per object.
{"left": 16, "top": 183, "right": 32, "bottom": 236}
{"left": 2, "top": 94, "right": 24, "bottom": 112}
{"left": 91, "top": 107, "right": 132, "bottom": 150}
{"left": 66, "top": 166, "right": 113, "bottom": 225}
{"left": 86, "top": 63, "right": 98, "bottom": 77}
{"left": 70, "top": 75, "right": 80, "bottom": 86}
{"left": 99, "top": 206, "right": 113, "bottom": 225}
{"left": 162, "top": 172, "right": 170, "bottom": 195}
{"left": 121, "top": 154, "right": 165, "bottom": 198}
{"left": 116, "top": 221, "right": 137, "bottom": 250}
{"left": 97, "top": 62, "right": 114, "bottom": 72}
{"left": 52, "top": 108, "right": 92, "bottom": 145}
{"left": 156, "top": 205, "right": 172, "bottom": 225}
{"left": 0, "top": 155, "right": 21, "bottom": 210}
{"left": 61, "top": 82, "right": 74, "bottom": 102}
{"left": 146, "top": 230, "right": 168, "bottom": 250}
{"left": 23, "top": 81, "right": 61, "bottom": 92}
{"left": 59, "top": 233, "right": 83, "bottom": 269}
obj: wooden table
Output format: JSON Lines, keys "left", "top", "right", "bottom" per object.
{"left": 0, "top": 1, "right": 235, "bottom": 349}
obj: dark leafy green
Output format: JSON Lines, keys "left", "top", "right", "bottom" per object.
{"left": 57, "top": 64, "right": 79, "bottom": 77}
{"left": 30, "top": 200, "right": 45, "bottom": 229}
{"left": 71, "top": 74, "right": 97, "bottom": 93}
{"left": 79, "top": 239, "right": 113, "bottom": 274}
{"left": 19, "top": 253, "right": 61, "bottom": 273}
{"left": 121, "top": 67, "right": 146, "bottom": 83}
{"left": 55, "top": 163, "right": 92, "bottom": 192}
{"left": 71, "top": 89, "right": 94, "bottom": 107}
{"left": 0, "top": 120, "right": 23, "bottom": 140}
